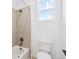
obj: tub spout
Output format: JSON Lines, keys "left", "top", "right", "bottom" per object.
{"left": 20, "top": 47, "right": 22, "bottom": 50}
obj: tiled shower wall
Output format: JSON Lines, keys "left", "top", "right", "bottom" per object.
{"left": 16, "top": 7, "right": 31, "bottom": 49}
{"left": 12, "top": 6, "right": 31, "bottom": 49}
{"left": 12, "top": 8, "right": 16, "bottom": 46}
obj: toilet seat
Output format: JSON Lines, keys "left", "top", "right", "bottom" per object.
{"left": 37, "top": 51, "right": 51, "bottom": 59}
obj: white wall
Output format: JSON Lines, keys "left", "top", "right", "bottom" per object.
{"left": 12, "top": 8, "right": 16, "bottom": 46}
{"left": 31, "top": 0, "right": 66, "bottom": 59}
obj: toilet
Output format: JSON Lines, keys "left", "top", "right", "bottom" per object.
{"left": 36, "top": 40, "right": 52, "bottom": 59}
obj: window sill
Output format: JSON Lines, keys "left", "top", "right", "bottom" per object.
{"left": 38, "top": 18, "right": 55, "bottom": 22}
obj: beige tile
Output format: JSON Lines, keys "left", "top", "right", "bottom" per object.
{"left": 16, "top": 7, "right": 31, "bottom": 48}
{"left": 12, "top": 8, "right": 17, "bottom": 46}
{"left": 32, "top": 57, "right": 36, "bottom": 59}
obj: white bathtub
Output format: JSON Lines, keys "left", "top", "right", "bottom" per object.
{"left": 12, "top": 45, "right": 29, "bottom": 59}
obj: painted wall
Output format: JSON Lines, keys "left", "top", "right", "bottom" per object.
{"left": 31, "top": 0, "right": 66, "bottom": 59}
{"left": 12, "top": 8, "right": 16, "bottom": 46}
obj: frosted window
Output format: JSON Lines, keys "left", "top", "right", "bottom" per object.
{"left": 38, "top": 0, "right": 55, "bottom": 20}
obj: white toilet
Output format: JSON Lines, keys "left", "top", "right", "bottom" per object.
{"left": 37, "top": 40, "right": 52, "bottom": 59}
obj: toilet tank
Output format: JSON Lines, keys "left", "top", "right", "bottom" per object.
{"left": 39, "top": 40, "right": 52, "bottom": 53}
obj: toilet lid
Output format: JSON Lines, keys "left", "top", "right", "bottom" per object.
{"left": 37, "top": 51, "right": 51, "bottom": 59}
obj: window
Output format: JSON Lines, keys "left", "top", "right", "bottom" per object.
{"left": 38, "top": 0, "right": 55, "bottom": 21}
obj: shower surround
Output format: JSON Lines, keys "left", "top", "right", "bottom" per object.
{"left": 12, "top": 0, "right": 31, "bottom": 49}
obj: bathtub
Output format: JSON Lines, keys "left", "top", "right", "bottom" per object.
{"left": 12, "top": 45, "right": 29, "bottom": 59}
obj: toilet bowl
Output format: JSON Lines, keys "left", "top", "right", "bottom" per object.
{"left": 37, "top": 51, "right": 51, "bottom": 59}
